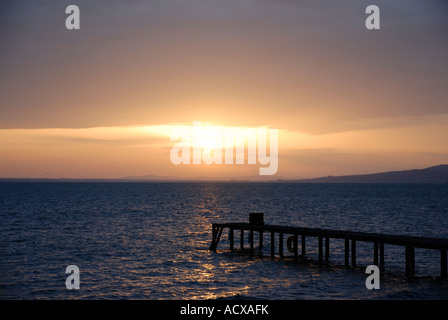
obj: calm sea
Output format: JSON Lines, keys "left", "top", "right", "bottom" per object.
{"left": 1, "top": 182, "right": 447, "bottom": 300}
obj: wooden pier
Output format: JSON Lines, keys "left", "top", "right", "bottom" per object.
{"left": 209, "top": 221, "right": 448, "bottom": 278}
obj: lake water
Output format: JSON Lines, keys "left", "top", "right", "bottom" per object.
{"left": 1, "top": 182, "right": 447, "bottom": 299}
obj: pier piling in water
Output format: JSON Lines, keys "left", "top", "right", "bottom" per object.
{"left": 209, "top": 216, "right": 448, "bottom": 278}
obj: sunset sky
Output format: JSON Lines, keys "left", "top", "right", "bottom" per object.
{"left": 1, "top": 0, "right": 447, "bottom": 179}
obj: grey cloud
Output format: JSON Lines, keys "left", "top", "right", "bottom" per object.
{"left": 1, "top": 0, "right": 447, "bottom": 132}
{"left": 30, "top": 134, "right": 167, "bottom": 147}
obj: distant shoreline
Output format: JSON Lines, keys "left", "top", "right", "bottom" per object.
{"left": 1, "top": 164, "right": 447, "bottom": 184}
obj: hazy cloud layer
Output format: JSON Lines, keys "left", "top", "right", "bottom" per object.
{"left": 1, "top": 0, "right": 447, "bottom": 134}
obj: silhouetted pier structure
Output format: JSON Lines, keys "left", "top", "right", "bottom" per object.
{"left": 209, "top": 214, "right": 448, "bottom": 278}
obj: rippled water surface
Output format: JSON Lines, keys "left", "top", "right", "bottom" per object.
{"left": 1, "top": 182, "right": 447, "bottom": 299}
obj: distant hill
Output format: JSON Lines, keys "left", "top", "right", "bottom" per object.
{"left": 1, "top": 165, "right": 448, "bottom": 183}
{"left": 290, "top": 165, "right": 448, "bottom": 184}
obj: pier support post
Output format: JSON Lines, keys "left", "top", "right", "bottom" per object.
{"left": 318, "top": 236, "right": 323, "bottom": 265}
{"left": 293, "top": 234, "right": 298, "bottom": 261}
{"left": 441, "top": 250, "right": 447, "bottom": 278}
{"left": 271, "top": 232, "right": 275, "bottom": 258}
{"left": 325, "top": 237, "right": 330, "bottom": 263}
{"left": 250, "top": 230, "right": 254, "bottom": 256}
{"left": 345, "top": 238, "right": 350, "bottom": 268}
{"left": 229, "top": 228, "right": 234, "bottom": 251}
{"left": 374, "top": 241, "right": 378, "bottom": 266}
{"left": 210, "top": 225, "right": 217, "bottom": 251}
{"left": 301, "top": 235, "right": 306, "bottom": 256}
{"left": 279, "top": 232, "right": 284, "bottom": 258}
{"left": 351, "top": 240, "right": 356, "bottom": 267}
{"left": 209, "top": 225, "right": 223, "bottom": 251}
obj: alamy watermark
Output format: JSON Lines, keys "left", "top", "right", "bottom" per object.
{"left": 65, "top": 265, "right": 80, "bottom": 290}
{"left": 65, "top": 5, "right": 380, "bottom": 31}
{"left": 365, "top": 265, "right": 380, "bottom": 289}
{"left": 170, "top": 121, "right": 278, "bottom": 175}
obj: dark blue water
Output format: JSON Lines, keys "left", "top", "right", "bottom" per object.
{"left": 1, "top": 182, "right": 447, "bottom": 299}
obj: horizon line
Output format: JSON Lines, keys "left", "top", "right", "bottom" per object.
{"left": 1, "top": 164, "right": 447, "bottom": 182}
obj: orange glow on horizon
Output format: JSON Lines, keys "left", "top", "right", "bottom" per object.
{"left": 1, "top": 115, "right": 447, "bottom": 180}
